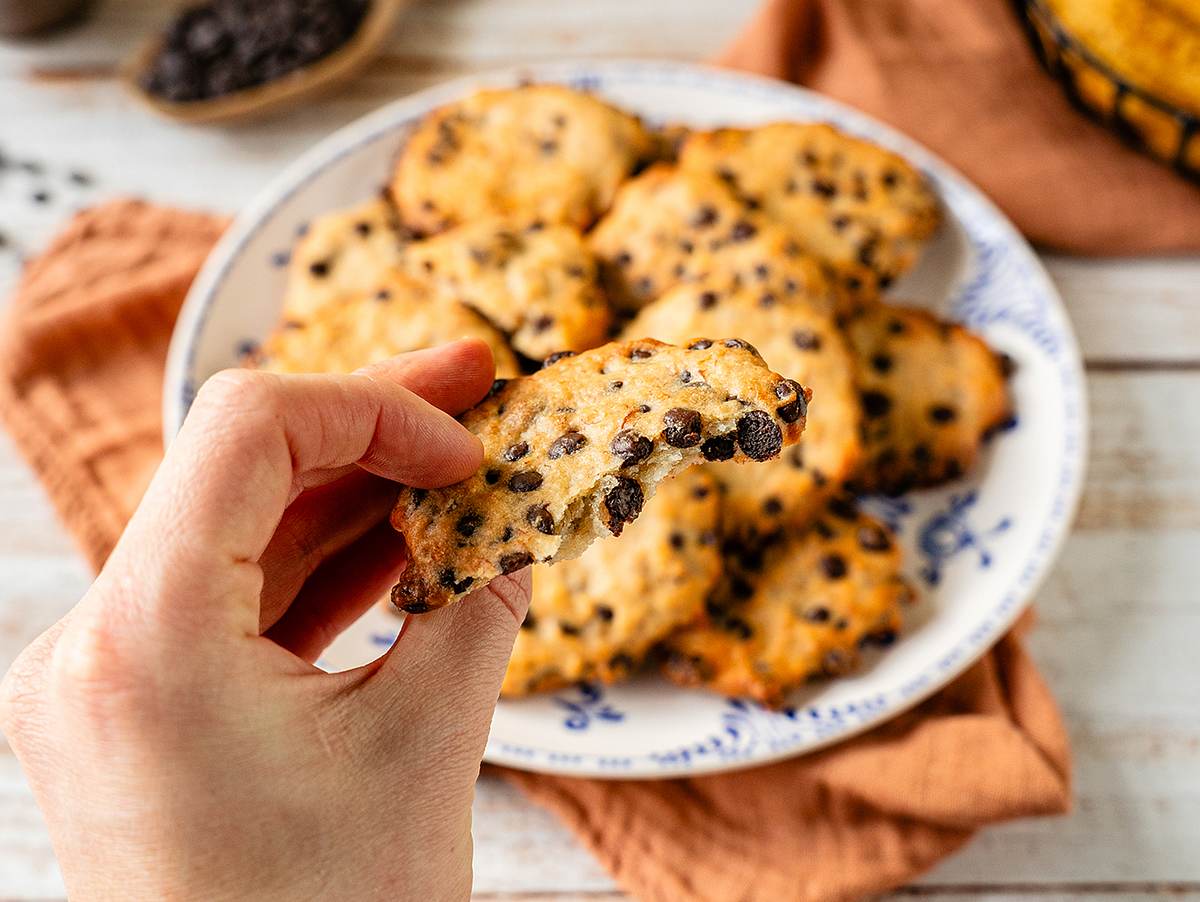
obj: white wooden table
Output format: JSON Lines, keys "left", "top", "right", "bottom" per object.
{"left": 2, "top": 1, "right": 1199, "bottom": 899}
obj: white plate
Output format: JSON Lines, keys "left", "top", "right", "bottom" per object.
{"left": 165, "top": 60, "right": 1087, "bottom": 779}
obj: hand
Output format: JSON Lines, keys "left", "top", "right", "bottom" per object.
{"left": 0, "top": 340, "right": 532, "bottom": 901}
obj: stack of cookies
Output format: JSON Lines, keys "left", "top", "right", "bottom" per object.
{"left": 253, "top": 83, "right": 1013, "bottom": 708}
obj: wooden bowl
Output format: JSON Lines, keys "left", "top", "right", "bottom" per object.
{"left": 122, "top": 0, "right": 409, "bottom": 125}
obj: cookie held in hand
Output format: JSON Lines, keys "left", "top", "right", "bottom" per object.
{"left": 389, "top": 338, "right": 810, "bottom": 612}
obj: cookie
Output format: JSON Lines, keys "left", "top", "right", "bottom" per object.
{"left": 403, "top": 217, "right": 612, "bottom": 361}
{"left": 843, "top": 304, "right": 1013, "bottom": 495}
{"left": 282, "top": 197, "right": 411, "bottom": 321}
{"left": 662, "top": 497, "right": 913, "bottom": 707}
{"left": 588, "top": 164, "right": 761, "bottom": 312}
{"left": 390, "top": 84, "right": 655, "bottom": 234}
{"left": 389, "top": 338, "right": 810, "bottom": 612}
{"left": 679, "top": 123, "right": 941, "bottom": 301}
{"left": 501, "top": 469, "right": 722, "bottom": 696}
{"left": 624, "top": 271, "right": 861, "bottom": 534}
{"left": 257, "top": 273, "right": 521, "bottom": 378}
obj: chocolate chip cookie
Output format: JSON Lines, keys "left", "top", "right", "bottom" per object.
{"left": 662, "top": 496, "right": 913, "bottom": 707}
{"left": 679, "top": 123, "right": 941, "bottom": 301}
{"left": 502, "top": 469, "right": 722, "bottom": 696}
{"left": 282, "top": 196, "right": 411, "bottom": 321}
{"left": 389, "top": 338, "right": 810, "bottom": 612}
{"left": 624, "top": 271, "right": 861, "bottom": 534}
{"left": 588, "top": 164, "right": 764, "bottom": 311}
{"left": 403, "top": 217, "right": 612, "bottom": 361}
{"left": 258, "top": 273, "right": 520, "bottom": 377}
{"left": 844, "top": 304, "right": 1013, "bottom": 495}
{"left": 390, "top": 84, "right": 655, "bottom": 234}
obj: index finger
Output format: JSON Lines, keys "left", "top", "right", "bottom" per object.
{"left": 103, "top": 341, "right": 495, "bottom": 631}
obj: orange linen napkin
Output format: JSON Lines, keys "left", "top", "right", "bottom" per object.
{"left": 1, "top": 201, "right": 1071, "bottom": 901}
{"left": 718, "top": 0, "right": 1200, "bottom": 255}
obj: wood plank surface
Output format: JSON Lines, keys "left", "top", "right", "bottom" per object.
{"left": 1, "top": 0, "right": 1198, "bottom": 898}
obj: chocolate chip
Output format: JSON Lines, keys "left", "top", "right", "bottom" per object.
{"left": 603, "top": 476, "right": 644, "bottom": 534}
{"left": 723, "top": 617, "right": 754, "bottom": 640}
{"left": 669, "top": 531, "right": 686, "bottom": 550}
{"left": 560, "top": 622, "right": 581, "bottom": 636}
{"left": 929, "top": 404, "right": 957, "bottom": 424}
{"left": 630, "top": 345, "right": 654, "bottom": 359}
{"left": 700, "top": 435, "right": 736, "bottom": 461}
{"left": 595, "top": 605, "right": 614, "bottom": 622}
{"left": 308, "top": 259, "right": 330, "bottom": 278}
{"left": 503, "top": 442, "right": 529, "bottom": 462}
{"left": 831, "top": 214, "right": 851, "bottom": 232}
{"left": 804, "top": 606, "right": 831, "bottom": 623}
{"left": 858, "top": 525, "right": 891, "bottom": 551}
{"left": 662, "top": 408, "right": 702, "bottom": 447}
{"left": 763, "top": 496, "right": 783, "bottom": 515}
{"left": 548, "top": 431, "right": 587, "bottom": 459}
{"left": 520, "top": 611, "right": 537, "bottom": 630}
{"left": 688, "top": 339, "right": 713, "bottom": 350}
{"left": 614, "top": 250, "right": 633, "bottom": 267}
{"left": 730, "top": 576, "right": 754, "bottom": 600}
{"left": 827, "top": 496, "right": 858, "bottom": 520}
{"left": 543, "top": 350, "right": 575, "bottom": 367}
{"left": 499, "top": 551, "right": 533, "bottom": 574}
{"left": 698, "top": 290, "right": 719, "bottom": 309}
{"left": 723, "top": 338, "right": 756, "bottom": 353}
{"left": 527, "top": 504, "right": 555, "bottom": 534}
{"left": 438, "top": 568, "right": 474, "bottom": 593}
{"left": 610, "top": 429, "right": 653, "bottom": 466}
{"left": 691, "top": 205, "right": 718, "bottom": 227}
{"left": 638, "top": 404, "right": 651, "bottom": 413}
{"left": 508, "top": 470, "right": 543, "bottom": 492}
{"left": 819, "top": 553, "right": 848, "bottom": 579}
{"left": 811, "top": 178, "right": 837, "bottom": 198}
{"left": 861, "top": 390, "right": 892, "bottom": 419}
{"left": 354, "top": 221, "right": 372, "bottom": 237}
{"left": 775, "top": 380, "right": 807, "bottom": 423}
{"left": 531, "top": 315, "right": 555, "bottom": 333}
{"left": 486, "top": 379, "right": 509, "bottom": 399}
{"left": 729, "top": 220, "right": 757, "bottom": 241}
{"left": 456, "top": 512, "right": 483, "bottom": 537}
{"left": 882, "top": 170, "right": 900, "bottom": 188}
{"left": 609, "top": 380, "right": 624, "bottom": 390}
{"left": 758, "top": 292, "right": 776, "bottom": 308}
{"left": 736, "top": 411, "right": 783, "bottom": 461}
{"left": 793, "top": 330, "right": 822, "bottom": 351}
{"left": 484, "top": 469, "right": 501, "bottom": 485}
{"left": 887, "top": 318, "right": 906, "bottom": 335}
{"left": 500, "top": 526, "right": 514, "bottom": 542}
{"left": 871, "top": 353, "right": 893, "bottom": 373}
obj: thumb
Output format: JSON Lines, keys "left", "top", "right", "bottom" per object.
{"left": 358, "top": 569, "right": 532, "bottom": 755}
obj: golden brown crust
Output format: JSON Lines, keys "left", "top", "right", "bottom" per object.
{"left": 843, "top": 304, "right": 1012, "bottom": 495}
{"left": 282, "top": 197, "right": 410, "bottom": 322}
{"left": 678, "top": 123, "right": 941, "bottom": 302}
{"left": 389, "top": 338, "right": 809, "bottom": 611}
{"left": 662, "top": 497, "right": 913, "bottom": 707}
{"left": 403, "top": 218, "right": 612, "bottom": 360}
{"left": 258, "top": 273, "right": 521, "bottom": 377}
{"left": 502, "top": 469, "right": 722, "bottom": 696}
{"left": 390, "top": 84, "right": 655, "bottom": 234}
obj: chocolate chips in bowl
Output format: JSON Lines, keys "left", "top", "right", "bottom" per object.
{"left": 125, "top": 0, "right": 408, "bottom": 124}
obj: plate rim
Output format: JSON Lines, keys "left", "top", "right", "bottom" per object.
{"left": 163, "top": 58, "right": 1089, "bottom": 779}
